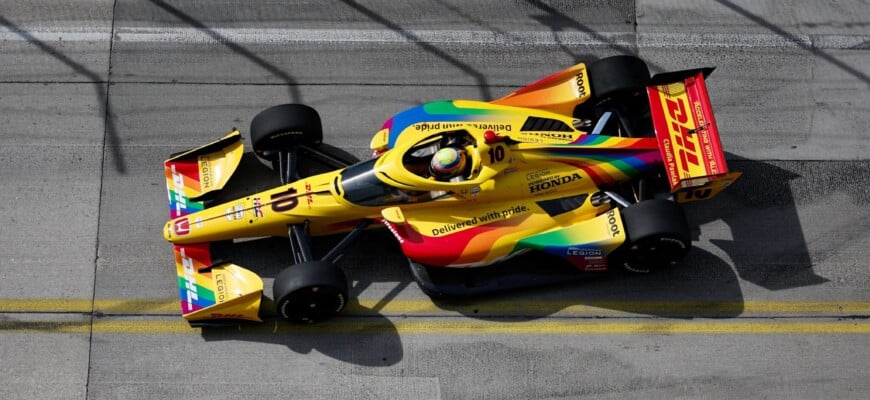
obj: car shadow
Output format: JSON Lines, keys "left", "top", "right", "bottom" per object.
{"left": 429, "top": 246, "right": 745, "bottom": 321}
{"left": 433, "top": 157, "right": 824, "bottom": 321}
{"left": 687, "top": 154, "right": 826, "bottom": 290}
{"left": 198, "top": 299, "right": 405, "bottom": 367}
{"left": 198, "top": 230, "right": 406, "bottom": 367}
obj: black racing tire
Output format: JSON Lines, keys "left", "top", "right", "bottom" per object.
{"left": 619, "top": 200, "right": 691, "bottom": 273}
{"left": 588, "top": 55, "right": 651, "bottom": 104}
{"left": 273, "top": 261, "right": 348, "bottom": 323}
{"left": 250, "top": 104, "right": 323, "bottom": 161}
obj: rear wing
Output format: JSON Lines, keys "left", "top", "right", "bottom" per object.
{"left": 646, "top": 69, "right": 741, "bottom": 202}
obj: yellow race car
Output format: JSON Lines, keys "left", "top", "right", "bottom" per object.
{"left": 163, "top": 56, "right": 740, "bottom": 325}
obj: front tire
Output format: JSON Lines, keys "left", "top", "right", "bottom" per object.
{"left": 619, "top": 200, "right": 691, "bottom": 273}
{"left": 250, "top": 104, "right": 323, "bottom": 162}
{"left": 273, "top": 261, "right": 348, "bottom": 322}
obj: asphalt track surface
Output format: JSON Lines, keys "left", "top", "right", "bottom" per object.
{"left": 1, "top": 1, "right": 868, "bottom": 398}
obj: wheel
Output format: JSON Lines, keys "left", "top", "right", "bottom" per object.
{"left": 587, "top": 55, "right": 650, "bottom": 104}
{"left": 619, "top": 200, "right": 691, "bottom": 273}
{"left": 250, "top": 104, "right": 323, "bottom": 161}
{"left": 273, "top": 261, "right": 348, "bottom": 322}
{"left": 588, "top": 56, "right": 659, "bottom": 198}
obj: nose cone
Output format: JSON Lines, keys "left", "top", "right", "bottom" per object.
{"left": 163, "top": 221, "right": 174, "bottom": 242}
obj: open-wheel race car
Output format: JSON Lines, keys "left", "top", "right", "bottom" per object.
{"left": 163, "top": 56, "right": 741, "bottom": 325}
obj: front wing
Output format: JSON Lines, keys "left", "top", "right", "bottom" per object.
{"left": 163, "top": 131, "right": 264, "bottom": 323}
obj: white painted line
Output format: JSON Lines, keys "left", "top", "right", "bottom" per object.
{"left": 1, "top": 26, "right": 867, "bottom": 50}
{"left": 0, "top": 26, "right": 112, "bottom": 42}
{"left": 113, "top": 27, "right": 634, "bottom": 46}
{"left": 638, "top": 32, "right": 870, "bottom": 50}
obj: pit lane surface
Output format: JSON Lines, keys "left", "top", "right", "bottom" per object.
{"left": 1, "top": 1, "right": 869, "bottom": 398}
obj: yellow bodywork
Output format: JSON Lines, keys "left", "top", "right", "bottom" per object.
{"left": 163, "top": 62, "right": 738, "bottom": 322}
{"left": 491, "top": 63, "right": 591, "bottom": 116}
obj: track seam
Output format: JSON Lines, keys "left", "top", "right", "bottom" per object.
{"left": 85, "top": 1, "right": 118, "bottom": 398}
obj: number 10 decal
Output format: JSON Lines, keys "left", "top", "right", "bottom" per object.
{"left": 488, "top": 145, "right": 505, "bottom": 163}
{"left": 271, "top": 188, "right": 299, "bottom": 212}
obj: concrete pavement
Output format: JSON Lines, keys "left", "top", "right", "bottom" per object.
{"left": 1, "top": 1, "right": 868, "bottom": 398}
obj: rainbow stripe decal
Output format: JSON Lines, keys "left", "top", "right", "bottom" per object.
{"left": 387, "top": 212, "right": 545, "bottom": 267}
{"left": 386, "top": 205, "right": 625, "bottom": 270}
{"left": 534, "top": 136, "right": 662, "bottom": 186}
{"left": 165, "top": 158, "right": 205, "bottom": 219}
{"left": 514, "top": 209, "right": 626, "bottom": 271}
{"left": 174, "top": 243, "right": 217, "bottom": 313}
{"left": 164, "top": 158, "right": 215, "bottom": 314}
{"left": 380, "top": 101, "right": 516, "bottom": 148}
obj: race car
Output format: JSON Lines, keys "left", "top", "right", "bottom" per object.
{"left": 163, "top": 56, "right": 741, "bottom": 325}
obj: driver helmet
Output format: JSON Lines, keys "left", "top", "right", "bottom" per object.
{"left": 429, "top": 147, "right": 467, "bottom": 179}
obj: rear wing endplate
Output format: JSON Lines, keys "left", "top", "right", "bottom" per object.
{"left": 646, "top": 69, "right": 741, "bottom": 202}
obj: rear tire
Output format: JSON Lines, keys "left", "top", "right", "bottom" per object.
{"left": 619, "top": 200, "right": 691, "bottom": 273}
{"left": 588, "top": 55, "right": 650, "bottom": 104}
{"left": 589, "top": 56, "right": 662, "bottom": 200}
{"left": 250, "top": 104, "right": 323, "bottom": 162}
{"left": 273, "top": 261, "right": 348, "bottom": 322}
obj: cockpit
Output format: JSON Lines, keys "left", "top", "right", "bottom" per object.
{"left": 339, "top": 129, "right": 483, "bottom": 207}
{"left": 401, "top": 129, "right": 476, "bottom": 182}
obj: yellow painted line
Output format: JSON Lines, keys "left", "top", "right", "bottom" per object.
{"left": 385, "top": 320, "right": 870, "bottom": 335}
{"left": 2, "top": 299, "right": 870, "bottom": 316}
{"left": 94, "top": 299, "right": 180, "bottom": 314}
{"left": 91, "top": 320, "right": 201, "bottom": 335}
{"left": 0, "top": 321, "right": 91, "bottom": 334}
{"left": 1, "top": 319, "right": 868, "bottom": 335}
{"left": 351, "top": 300, "right": 870, "bottom": 316}
{"left": 0, "top": 299, "right": 95, "bottom": 313}
{"left": 0, "top": 299, "right": 180, "bottom": 314}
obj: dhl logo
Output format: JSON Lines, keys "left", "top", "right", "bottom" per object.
{"left": 170, "top": 165, "right": 188, "bottom": 217}
{"left": 658, "top": 88, "right": 707, "bottom": 184}
{"left": 179, "top": 248, "right": 198, "bottom": 312}
{"left": 648, "top": 71, "right": 736, "bottom": 199}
